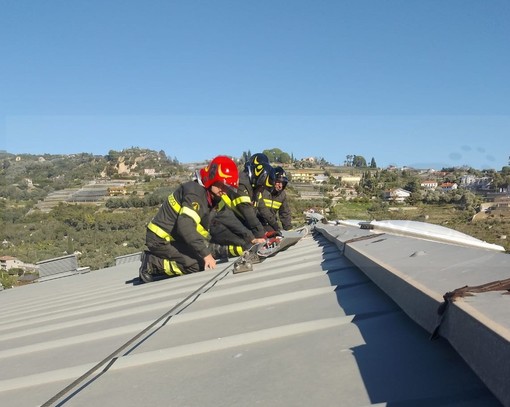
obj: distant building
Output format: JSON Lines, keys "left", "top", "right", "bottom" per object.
{"left": 288, "top": 168, "right": 361, "bottom": 185}
{"left": 287, "top": 168, "right": 325, "bottom": 183}
{"left": 0, "top": 256, "right": 21, "bottom": 271}
{"left": 338, "top": 175, "right": 362, "bottom": 185}
{"left": 439, "top": 182, "right": 458, "bottom": 191}
{"left": 420, "top": 180, "right": 438, "bottom": 190}
{"left": 460, "top": 175, "right": 492, "bottom": 191}
{"left": 383, "top": 188, "right": 411, "bottom": 203}
{"left": 0, "top": 256, "right": 37, "bottom": 272}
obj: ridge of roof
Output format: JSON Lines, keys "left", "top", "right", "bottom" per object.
{"left": 315, "top": 222, "right": 510, "bottom": 406}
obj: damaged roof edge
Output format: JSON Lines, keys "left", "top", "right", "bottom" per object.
{"left": 314, "top": 222, "right": 510, "bottom": 407}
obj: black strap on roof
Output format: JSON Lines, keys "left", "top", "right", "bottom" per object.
{"left": 41, "top": 262, "right": 235, "bottom": 407}
{"left": 431, "top": 277, "right": 510, "bottom": 340}
{"left": 344, "top": 233, "right": 385, "bottom": 244}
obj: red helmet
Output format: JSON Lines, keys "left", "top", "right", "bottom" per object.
{"left": 200, "top": 155, "right": 239, "bottom": 190}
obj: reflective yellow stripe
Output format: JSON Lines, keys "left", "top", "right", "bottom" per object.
{"left": 148, "top": 221, "right": 174, "bottom": 241}
{"left": 221, "top": 194, "right": 232, "bottom": 207}
{"left": 263, "top": 198, "right": 282, "bottom": 210}
{"left": 168, "top": 193, "right": 182, "bottom": 212}
{"left": 228, "top": 245, "right": 244, "bottom": 257}
{"left": 254, "top": 192, "right": 262, "bottom": 208}
{"left": 171, "top": 194, "right": 209, "bottom": 239}
{"left": 181, "top": 206, "right": 201, "bottom": 223}
{"left": 179, "top": 206, "right": 209, "bottom": 238}
{"left": 163, "top": 259, "right": 184, "bottom": 276}
{"left": 146, "top": 193, "right": 182, "bottom": 241}
{"left": 221, "top": 194, "right": 243, "bottom": 218}
{"left": 233, "top": 195, "right": 251, "bottom": 205}
{"left": 149, "top": 193, "right": 210, "bottom": 240}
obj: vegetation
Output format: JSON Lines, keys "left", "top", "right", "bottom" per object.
{"left": 0, "top": 270, "right": 18, "bottom": 289}
{"left": 1, "top": 148, "right": 509, "bottom": 289}
{"left": 2, "top": 204, "right": 155, "bottom": 271}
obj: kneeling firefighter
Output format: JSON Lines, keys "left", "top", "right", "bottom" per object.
{"left": 139, "top": 155, "right": 240, "bottom": 283}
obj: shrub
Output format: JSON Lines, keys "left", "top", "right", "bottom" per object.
{"left": 0, "top": 271, "right": 18, "bottom": 289}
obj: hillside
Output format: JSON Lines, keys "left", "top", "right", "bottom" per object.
{"left": 1, "top": 148, "right": 509, "bottom": 287}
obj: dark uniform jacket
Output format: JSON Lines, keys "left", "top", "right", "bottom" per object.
{"left": 210, "top": 206, "right": 255, "bottom": 246}
{"left": 257, "top": 188, "right": 292, "bottom": 231}
{"left": 148, "top": 181, "right": 213, "bottom": 258}
{"left": 218, "top": 171, "right": 266, "bottom": 238}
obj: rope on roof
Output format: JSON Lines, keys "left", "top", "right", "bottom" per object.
{"left": 40, "top": 261, "right": 235, "bottom": 407}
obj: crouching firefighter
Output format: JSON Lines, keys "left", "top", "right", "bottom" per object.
{"left": 209, "top": 153, "right": 276, "bottom": 255}
{"left": 139, "top": 155, "right": 240, "bottom": 283}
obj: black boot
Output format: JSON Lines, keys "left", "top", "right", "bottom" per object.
{"left": 138, "top": 250, "right": 155, "bottom": 283}
{"left": 139, "top": 251, "right": 168, "bottom": 283}
{"left": 139, "top": 251, "right": 154, "bottom": 283}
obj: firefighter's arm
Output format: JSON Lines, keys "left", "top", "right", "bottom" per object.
{"left": 279, "top": 194, "right": 293, "bottom": 230}
{"left": 176, "top": 190, "right": 211, "bottom": 258}
{"left": 257, "top": 194, "right": 280, "bottom": 232}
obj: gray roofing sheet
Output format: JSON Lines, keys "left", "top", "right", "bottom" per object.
{"left": 0, "top": 226, "right": 504, "bottom": 406}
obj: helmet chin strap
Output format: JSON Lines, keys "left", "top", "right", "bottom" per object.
{"left": 205, "top": 189, "right": 214, "bottom": 207}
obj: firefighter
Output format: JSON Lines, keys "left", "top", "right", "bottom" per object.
{"left": 257, "top": 166, "right": 292, "bottom": 232}
{"left": 139, "top": 155, "right": 239, "bottom": 283}
{"left": 209, "top": 154, "right": 276, "bottom": 253}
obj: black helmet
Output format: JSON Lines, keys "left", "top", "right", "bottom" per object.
{"left": 272, "top": 166, "right": 288, "bottom": 193}
{"left": 244, "top": 153, "right": 269, "bottom": 174}
{"left": 274, "top": 166, "right": 288, "bottom": 185}
{"left": 250, "top": 153, "right": 269, "bottom": 166}
{"left": 248, "top": 162, "right": 275, "bottom": 191}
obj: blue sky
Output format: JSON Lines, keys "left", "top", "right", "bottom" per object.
{"left": 1, "top": 0, "right": 509, "bottom": 169}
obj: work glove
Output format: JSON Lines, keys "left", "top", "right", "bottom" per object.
{"left": 264, "top": 230, "right": 281, "bottom": 239}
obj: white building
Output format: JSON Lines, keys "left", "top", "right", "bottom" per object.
{"left": 383, "top": 188, "right": 411, "bottom": 203}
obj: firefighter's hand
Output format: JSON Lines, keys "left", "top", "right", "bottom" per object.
{"left": 204, "top": 254, "right": 217, "bottom": 269}
{"left": 251, "top": 237, "right": 266, "bottom": 245}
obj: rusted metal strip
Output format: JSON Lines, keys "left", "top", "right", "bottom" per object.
{"left": 443, "top": 278, "right": 510, "bottom": 302}
{"left": 431, "top": 277, "right": 510, "bottom": 340}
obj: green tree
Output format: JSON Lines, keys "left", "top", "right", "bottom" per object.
{"left": 279, "top": 152, "right": 292, "bottom": 163}
{"left": 352, "top": 155, "right": 367, "bottom": 167}
{"left": 403, "top": 178, "right": 420, "bottom": 193}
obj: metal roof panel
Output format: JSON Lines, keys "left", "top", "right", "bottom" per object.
{"left": 0, "top": 226, "right": 504, "bottom": 406}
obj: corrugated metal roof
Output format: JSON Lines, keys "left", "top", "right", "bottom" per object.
{"left": 0, "top": 224, "right": 506, "bottom": 406}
